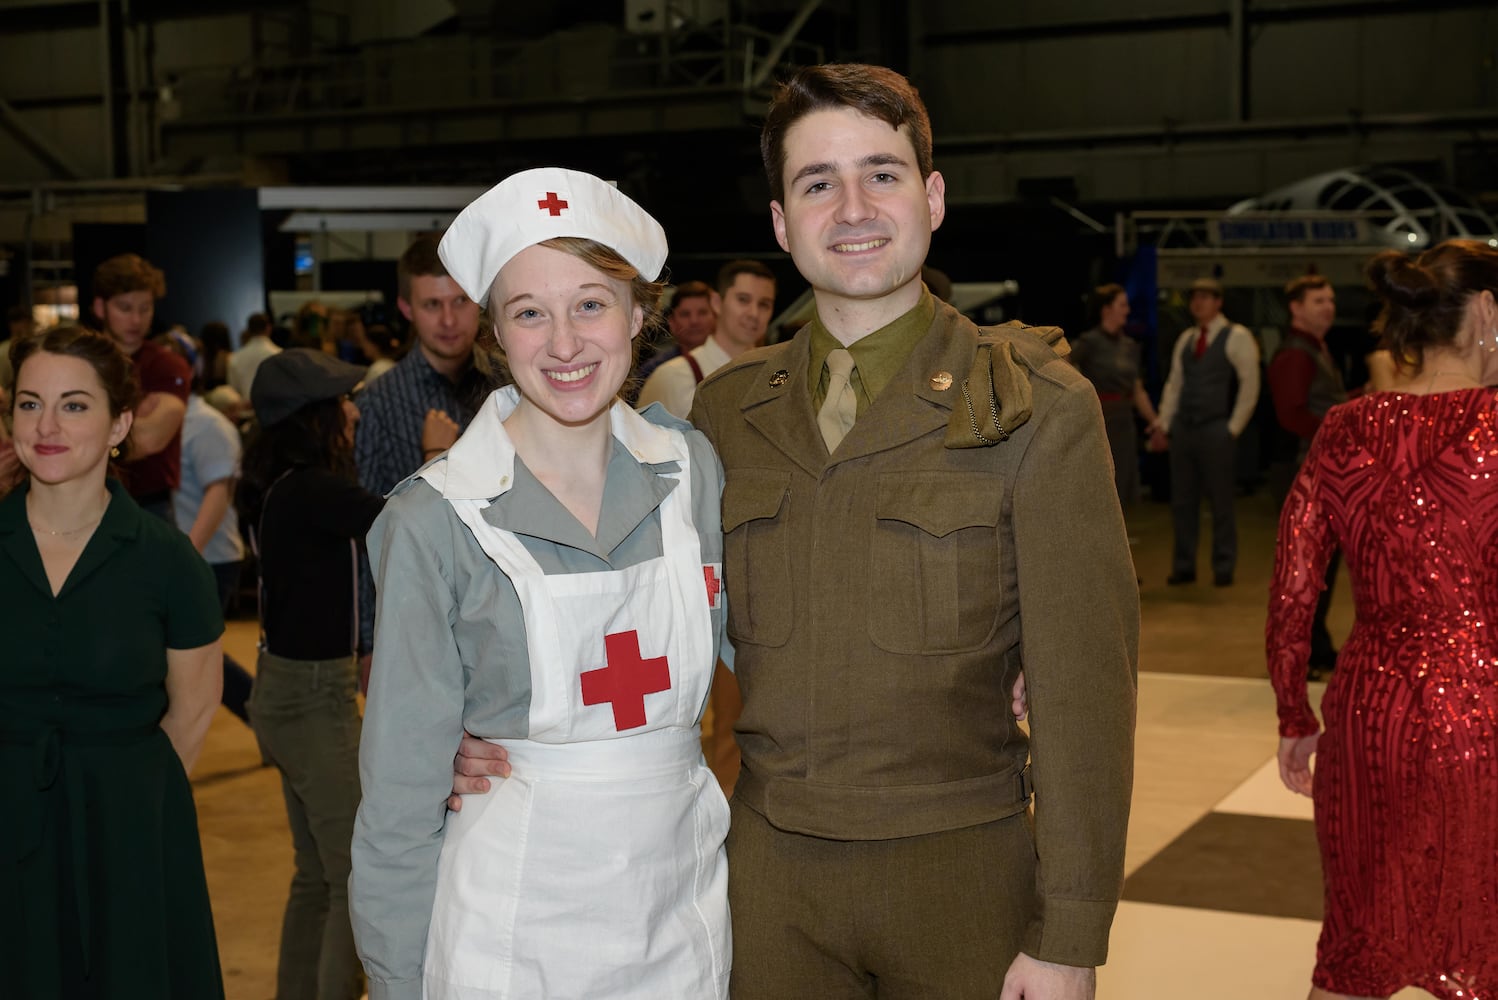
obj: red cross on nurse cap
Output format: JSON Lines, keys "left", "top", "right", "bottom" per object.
{"left": 438, "top": 167, "right": 669, "bottom": 306}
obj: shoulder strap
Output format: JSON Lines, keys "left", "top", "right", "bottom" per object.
{"left": 944, "top": 321, "right": 1070, "bottom": 450}
{"left": 684, "top": 352, "right": 705, "bottom": 384}
{"left": 983, "top": 320, "right": 1070, "bottom": 367}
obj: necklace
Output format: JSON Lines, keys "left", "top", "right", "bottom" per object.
{"left": 1424, "top": 369, "right": 1480, "bottom": 389}
{"left": 27, "top": 494, "right": 109, "bottom": 538}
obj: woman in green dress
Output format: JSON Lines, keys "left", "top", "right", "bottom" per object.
{"left": 0, "top": 325, "right": 226, "bottom": 998}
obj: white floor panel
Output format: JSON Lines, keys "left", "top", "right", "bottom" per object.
{"left": 1099, "top": 901, "right": 1433, "bottom": 999}
{"left": 1100, "top": 901, "right": 1318, "bottom": 998}
{"left": 1213, "top": 755, "right": 1317, "bottom": 821}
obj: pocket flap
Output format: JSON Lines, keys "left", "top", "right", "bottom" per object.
{"left": 875, "top": 473, "right": 1002, "bottom": 537}
{"left": 722, "top": 471, "right": 791, "bottom": 532}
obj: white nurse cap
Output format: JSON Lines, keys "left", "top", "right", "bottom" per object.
{"left": 438, "top": 167, "right": 669, "bottom": 305}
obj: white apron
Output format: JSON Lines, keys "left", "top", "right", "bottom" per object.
{"left": 417, "top": 406, "right": 730, "bottom": 1000}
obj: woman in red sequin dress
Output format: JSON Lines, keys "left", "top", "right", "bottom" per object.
{"left": 1268, "top": 240, "right": 1498, "bottom": 1000}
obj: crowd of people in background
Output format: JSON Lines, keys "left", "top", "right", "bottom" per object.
{"left": 0, "top": 61, "right": 1493, "bottom": 1000}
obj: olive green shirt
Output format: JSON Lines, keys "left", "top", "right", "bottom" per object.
{"left": 807, "top": 287, "right": 937, "bottom": 415}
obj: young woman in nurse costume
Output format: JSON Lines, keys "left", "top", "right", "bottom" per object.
{"left": 350, "top": 168, "right": 731, "bottom": 1000}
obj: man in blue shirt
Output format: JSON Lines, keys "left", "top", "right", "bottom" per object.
{"left": 354, "top": 236, "right": 489, "bottom": 662}
{"left": 176, "top": 384, "right": 253, "bottom": 723}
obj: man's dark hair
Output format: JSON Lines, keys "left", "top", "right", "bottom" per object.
{"left": 761, "top": 63, "right": 934, "bottom": 204}
{"left": 245, "top": 313, "right": 272, "bottom": 339}
{"left": 669, "top": 281, "right": 714, "bottom": 313}
{"left": 716, "top": 260, "right": 776, "bottom": 295}
{"left": 398, "top": 235, "right": 453, "bottom": 302}
{"left": 1283, "top": 274, "right": 1331, "bottom": 306}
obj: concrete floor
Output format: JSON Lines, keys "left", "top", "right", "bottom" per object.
{"left": 194, "top": 490, "right": 1372, "bottom": 999}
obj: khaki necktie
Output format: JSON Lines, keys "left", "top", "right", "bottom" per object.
{"left": 817, "top": 348, "right": 857, "bottom": 451}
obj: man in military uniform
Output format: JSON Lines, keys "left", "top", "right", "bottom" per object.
{"left": 691, "top": 64, "right": 1137, "bottom": 999}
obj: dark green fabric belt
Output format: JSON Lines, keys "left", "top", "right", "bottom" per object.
{"left": 2, "top": 722, "right": 160, "bottom": 975}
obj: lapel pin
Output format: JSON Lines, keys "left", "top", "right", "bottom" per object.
{"left": 929, "top": 371, "right": 954, "bottom": 391}
{"left": 769, "top": 369, "right": 790, "bottom": 387}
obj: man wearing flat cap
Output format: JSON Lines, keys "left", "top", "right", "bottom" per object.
{"left": 1149, "top": 276, "right": 1261, "bottom": 587}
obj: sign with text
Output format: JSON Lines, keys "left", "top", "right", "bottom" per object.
{"left": 1210, "top": 217, "right": 1369, "bottom": 246}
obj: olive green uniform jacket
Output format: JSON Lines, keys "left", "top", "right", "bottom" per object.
{"left": 690, "top": 298, "right": 1139, "bottom": 967}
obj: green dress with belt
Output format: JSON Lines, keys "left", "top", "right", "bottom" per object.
{"left": 0, "top": 478, "right": 226, "bottom": 998}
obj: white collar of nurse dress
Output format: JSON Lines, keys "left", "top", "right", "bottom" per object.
{"left": 425, "top": 385, "right": 685, "bottom": 503}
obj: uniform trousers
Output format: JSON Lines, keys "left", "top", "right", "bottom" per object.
{"left": 727, "top": 796, "right": 1037, "bottom": 999}
{"left": 1169, "top": 418, "right": 1238, "bottom": 578}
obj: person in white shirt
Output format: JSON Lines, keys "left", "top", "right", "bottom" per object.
{"left": 635, "top": 260, "right": 776, "bottom": 418}
{"left": 226, "top": 312, "right": 281, "bottom": 401}
{"left": 1149, "top": 277, "right": 1261, "bottom": 587}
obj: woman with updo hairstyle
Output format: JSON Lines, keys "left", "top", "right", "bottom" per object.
{"left": 352, "top": 168, "right": 731, "bottom": 1000}
{"left": 1266, "top": 239, "right": 1498, "bottom": 999}
{"left": 0, "top": 324, "right": 227, "bottom": 997}
{"left": 1068, "top": 283, "right": 1161, "bottom": 506}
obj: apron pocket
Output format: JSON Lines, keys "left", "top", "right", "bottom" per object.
{"left": 425, "top": 777, "right": 533, "bottom": 994}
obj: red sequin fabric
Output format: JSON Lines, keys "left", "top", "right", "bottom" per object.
{"left": 1268, "top": 388, "right": 1498, "bottom": 998}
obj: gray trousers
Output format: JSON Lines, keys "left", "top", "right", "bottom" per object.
{"left": 1170, "top": 418, "right": 1238, "bottom": 577}
{"left": 250, "top": 651, "right": 365, "bottom": 1000}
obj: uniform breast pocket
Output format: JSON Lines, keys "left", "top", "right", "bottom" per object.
{"left": 721, "top": 470, "right": 793, "bottom": 647}
{"left": 868, "top": 473, "right": 1003, "bottom": 654}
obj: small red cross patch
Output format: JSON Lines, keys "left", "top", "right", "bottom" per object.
{"left": 537, "top": 192, "right": 569, "bottom": 216}
{"left": 704, "top": 565, "right": 722, "bottom": 609}
{"left": 580, "top": 630, "right": 671, "bottom": 731}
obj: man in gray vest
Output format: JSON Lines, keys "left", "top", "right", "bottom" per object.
{"left": 1149, "top": 277, "right": 1261, "bottom": 586}
{"left": 1268, "top": 274, "right": 1356, "bottom": 676}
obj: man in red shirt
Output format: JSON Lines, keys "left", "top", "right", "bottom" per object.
{"left": 92, "top": 254, "right": 191, "bottom": 522}
{"left": 1267, "top": 274, "right": 1358, "bottom": 677}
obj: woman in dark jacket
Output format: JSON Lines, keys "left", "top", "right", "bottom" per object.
{"left": 240, "top": 349, "right": 386, "bottom": 1000}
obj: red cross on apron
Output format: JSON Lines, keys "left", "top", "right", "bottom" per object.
{"left": 537, "top": 192, "right": 569, "bottom": 216}
{"left": 703, "top": 566, "right": 721, "bottom": 607}
{"left": 580, "top": 630, "right": 672, "bottom": 731}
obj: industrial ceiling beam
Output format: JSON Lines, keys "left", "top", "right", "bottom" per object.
{"left": 923, "top": 0, "right": 1495, "bottom": 47}
{"left": 0, "top": 97, "right": 85, "bottom": 180}
{"left": 750, "top": 0, "right": 824, "bottom": 89}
